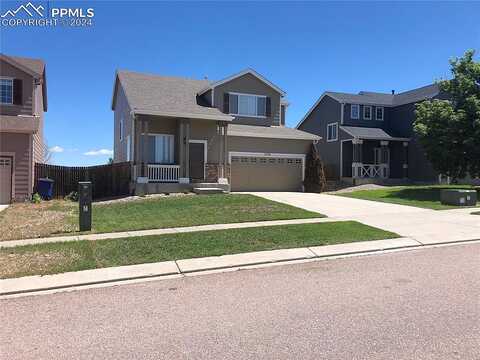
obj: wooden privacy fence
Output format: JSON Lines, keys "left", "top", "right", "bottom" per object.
{"left": 34, "top": 162, "right": 132, "bottom": 200}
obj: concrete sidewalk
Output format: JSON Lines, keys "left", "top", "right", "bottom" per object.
{"left": 0, "top": 217, "right": 332, "bottom": 249}
{"left": 250, "top": 192, "right": 480, "bottom": 245}
{"left": 0, "top": 237, "right": 418, "bottom": 296}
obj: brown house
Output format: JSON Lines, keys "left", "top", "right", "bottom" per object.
{"left": 111, "top": 68, "right": 319, "bottom": 193}
{"left": 0, "top": 54, "right": 47, "bottom": 203}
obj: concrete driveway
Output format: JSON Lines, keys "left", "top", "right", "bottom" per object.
{"left": 250, "top": 192, "right": 480, "bottom": 245}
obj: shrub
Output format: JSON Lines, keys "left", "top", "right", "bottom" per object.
{"left": 303, "top": 144, "right": 327, "bottom": 193}
{"left": 31, "top": 193, "right": 42, "bottom": 204}
{"left": 64, "top": 191, "right": 79, "bottom": 202}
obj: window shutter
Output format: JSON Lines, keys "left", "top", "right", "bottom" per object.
{"left": 223, "top": 93, "right": 229, "bottom": 113}
{"left": 13, "top": 79, "right": 23, "bottom": 105}
{"left": 265, "top": 97, "right": 271, "bottom": 117}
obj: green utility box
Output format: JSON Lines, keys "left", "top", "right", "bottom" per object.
{"left": 440, "top": 189, "right": 477, "bottom": 206}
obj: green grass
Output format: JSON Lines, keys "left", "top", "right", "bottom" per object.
{"left": 90, "top": 194, "right": 320, "bottom": 233}
{"left": 0, "top": 221, "right": 398, "bottom": 279}
{"left": 473, "top": 212, "right": 480, "bottom": 215}
{"left": 337, "top": 185, "right": 479, "bottom": 210}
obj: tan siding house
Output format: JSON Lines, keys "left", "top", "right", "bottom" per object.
{"left": 112, "top": 68, "right": 319, "bottom": 193}
{"left": 0, "top": 54, "right": 47, "bottom": 203}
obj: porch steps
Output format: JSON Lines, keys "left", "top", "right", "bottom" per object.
{"left": 192, "top": 187, "right": 226, "bottom": 195}
{"left": 192, "top": 182, "right": 230, "bottom": 192}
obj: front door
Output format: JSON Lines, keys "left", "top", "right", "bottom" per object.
{"left": 189, "top": 141, "right": 205, "bottom": 182}
{"left": 0, "top": 156, "right": 12, "bottom": 204}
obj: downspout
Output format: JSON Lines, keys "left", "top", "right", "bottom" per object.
{"left": 340, "top": 102, "right": 345, "bottom": 179}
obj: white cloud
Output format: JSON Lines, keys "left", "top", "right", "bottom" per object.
{"left": 83, "top": 149, "right": 113, "bottom": 156}
{"left": 49, "top": 146, "right": 64, "bottom": 153}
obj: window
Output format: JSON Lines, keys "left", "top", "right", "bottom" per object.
{"left": 363, "top": 105, "right": 372, "bottom": 120}
{"left": 327, "top": 123, "right": 338, "bottom": 142}
{"left": 229, "top": 93, "right": 266, "bottom": 117}
{"left": 376, "top": 107, "right": 384, "bottom": 121}
{"left": 0, "top": 78, "right": 13, "bottom": 104}
{"left": 126, "top": 135, "right": 131, "bottom": 161}
{"left": 351, "top": 104, "right": 359, "bottom": 119}
{"left": 119, "top": 116, "right": 124, "bottom": 141}
{"left": 148, "top": 134, "right": 174, "bottom": 164}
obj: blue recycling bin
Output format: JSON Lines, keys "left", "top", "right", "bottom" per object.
{"left": 37, "top": 178, "right": 54, "bottom": 200}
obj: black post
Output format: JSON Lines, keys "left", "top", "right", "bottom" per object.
{"left": 78, "top": 181, "right": 92, "bottom": 232}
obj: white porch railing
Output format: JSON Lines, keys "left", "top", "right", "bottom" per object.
{"left": 352, "top": 163, "right": 389, "bottom": 179}
{"left": 147, "top": 164, "right": 180, "bottom": 182}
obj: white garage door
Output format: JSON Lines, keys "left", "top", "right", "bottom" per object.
{"left": 230, "top": 155, "right": 304, "bottom": 192}
{"left": 0, "top": 157, "right": 12, "bottom": 204}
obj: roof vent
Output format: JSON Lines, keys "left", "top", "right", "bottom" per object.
{"left": 391, "top": 90, "right": 395, "bottom": 95}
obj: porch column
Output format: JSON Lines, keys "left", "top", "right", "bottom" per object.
{"left": 178, "top": 120, "right": 184, "bottom": 177}
{"left": 134, "top": 116, "right": 144, "bottom": 179}
{"left": 142, "top": 119, "right": 149, "bottom": 177}
{"left": 402, "top": 141, "right": 409, "bottom": 179}
{"left": 217, "top": 122, "right": 224, "bottom": 180}
{"left": 352, "top": 138, "right": 363, "bottom": 178}
{"left": 184, "top": 119, "right": 191, "bottom": 179}
{"left": 380, "top": 141, "right": 389, "bottom": 178}
{"left": 223, "top": 123, "right": 228, "bottom": 182}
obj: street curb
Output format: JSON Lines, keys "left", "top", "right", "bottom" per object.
{"left": 0, "top": 237, "right": 413, "bottom": 297}
{"left": 2, "top": 237, "right": 479, "bottom": 298}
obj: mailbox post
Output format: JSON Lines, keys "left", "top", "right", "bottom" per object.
{"left": 78, "top": 181, "right": 92, "bottom": 232}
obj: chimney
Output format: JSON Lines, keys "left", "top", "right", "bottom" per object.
{"left": 391, "top": 90, "right": 395, "bottom": 95}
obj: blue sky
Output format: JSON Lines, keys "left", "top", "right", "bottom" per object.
{"left": 1, "top": 0, "right": 479, "bottom": 166}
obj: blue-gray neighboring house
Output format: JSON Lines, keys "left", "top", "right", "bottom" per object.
{"left": 296, "top": 84, "right": 447, "bottom": 184}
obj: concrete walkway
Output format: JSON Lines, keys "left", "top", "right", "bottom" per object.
{"left": 250, "top": 192, "right": 480, "bottom": 245}
{"left": 0, "top": 217, "right": 332, "bottom": 249}
{"left": 0, "top": 237, "right": 419, "bottom": 296}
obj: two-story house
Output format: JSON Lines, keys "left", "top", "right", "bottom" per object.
{"left": 111, "top": 68, "right": 319, "bottom": 193}
{"left": 0, "top": 54, "right": 47, "bottom": 203}
{"left": 296, "top": 84, "right": 445, "bottom": 184}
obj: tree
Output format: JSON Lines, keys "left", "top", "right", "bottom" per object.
{"left": 303, "top": 144, "right": 326, "bottom": 193}
{"left": 107, "top": 157, "right": 114, "bottom": 164}
{"left": 414, "top": 49, "right": 480, "bottom": 181}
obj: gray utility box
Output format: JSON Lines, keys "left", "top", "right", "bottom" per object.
{"left": 440, "top": 189, "right": 477, "bottom": 206}
{"left": 78, "top": 181, "right": 92, "bottom": 231}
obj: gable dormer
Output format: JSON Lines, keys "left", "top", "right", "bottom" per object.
{"left": 198, "top": 69, "right": 286, "bottom": 127}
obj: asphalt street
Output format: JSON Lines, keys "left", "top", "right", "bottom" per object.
{"left": 2, "top": 242, "right": 479, "bottom": 359}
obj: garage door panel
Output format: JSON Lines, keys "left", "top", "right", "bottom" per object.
{"left": 231, "top": 156, "right": 303, "bottom": 192}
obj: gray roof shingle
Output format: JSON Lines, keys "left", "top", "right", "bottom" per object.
{"left": 326, "top": 84, "right": 440, "bottom": 107}
{"left": 1, "top": 54, "right": 45, "bottom": 76}
{"left": 340, "top": 126, "right": 410, "bottom": 141}
{"left": 115, "top": 70, "right": 233, "bottom": 121}
{"left": 228, "top": 124, "right": 320, "bottom": 140}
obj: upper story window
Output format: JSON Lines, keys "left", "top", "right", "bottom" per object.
{"left": 119, "top": 116, "right": 124, "bottom": 141}
{"left": 0, "top": 78, "right": 13, "bottom": 105}
{"left": 376, "top": 106, "right": 384, "bottom": 121}
{"left": 351, "top": 104, "right": 360, "bottom": 119}
{"left": 363, "top": 105, "right": 372, "bottom": 120}
{"left": 327, "top": 123, "right": 338, "bottom": 142}
{"left": 228, "top": 93, "right": 266, "bottom": 118}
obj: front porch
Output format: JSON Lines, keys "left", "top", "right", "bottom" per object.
{"left": 131, "top": 115, "right": 230, "bottom": 194}
{"left": 341, "top": 136, "right": 410, "bottom": 185}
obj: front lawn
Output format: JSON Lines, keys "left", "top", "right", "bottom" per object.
{"left": 337, "top": 185, "right": 479, "bottom": 210}
{"left": 0, "top": 194, "right": 321, "bottom": 241}
{"left": 0, "top": 221, "right": 398, "bottom": 278}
